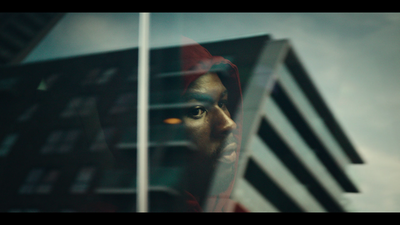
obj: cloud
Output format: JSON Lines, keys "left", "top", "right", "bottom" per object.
{"left": 383, "top": 13, "right": 400, "bottom": 22}
{"left": 58, "top": 13, "right": 139, "bottom": 53}
{"left": 24, "top": 13, "right": 140, "bottom": 62}
{"left": 345, "top": 145, "right": 400, "bottom": 211}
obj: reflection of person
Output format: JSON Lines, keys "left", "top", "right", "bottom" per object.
{"left": 180, "top": 37, "right": 243, "bottom": 212}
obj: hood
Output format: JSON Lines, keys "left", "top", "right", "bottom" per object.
{"left": 180, "top": 37, "right": 243, "bottom": 212}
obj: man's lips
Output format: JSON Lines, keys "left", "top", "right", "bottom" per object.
{"left": 218, "top": 142, "right": 237, "bottom": 164}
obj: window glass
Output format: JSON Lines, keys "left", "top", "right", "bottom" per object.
{"left": 0, "top": 13, "right": 141, "bottom": 212}
{"left": 0, "top": 13, "right": 365, "bottom": 213}
{"left": 0, "top": 13, "right": 269, "bottom": 212}
{"left": 147, "top": 13, "right": 267, "bottom": 212}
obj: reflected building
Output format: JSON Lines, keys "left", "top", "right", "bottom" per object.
{"left": 0, "top": 26, "right": 363, "bottom": 212}
{"left": 230, "top": 39, "right": 364, "bottom": 212}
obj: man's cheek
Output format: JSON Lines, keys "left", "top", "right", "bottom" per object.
{"left": 185, "top": 119, "right": 207, "bottom": 137}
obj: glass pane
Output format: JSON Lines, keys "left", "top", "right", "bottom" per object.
{"left": 0, "top": 13, "right": 365, "bottom": 213}
{"left": 0, "top": 13, "right": 140, "bottom": 212}
{"left": 147, "top": 13, "right": 269, "bottom": 212}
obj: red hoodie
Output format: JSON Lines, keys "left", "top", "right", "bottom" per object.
{"left": 180, "top": 37, "right": 243, "bottom": 212}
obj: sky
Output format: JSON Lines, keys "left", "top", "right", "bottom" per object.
{"left": 23, "top": 13, "right": 400, "bottom": 212}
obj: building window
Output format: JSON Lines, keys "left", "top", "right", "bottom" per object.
{"left": 40, "top": 129, "right": 81, "bottom": 154}
{"left": 19, "top": 168, "right": 43, "bottom": 194}
{"left": 60, "top": 96, "right": 97, "bottom": 118}
{"left": 0, "top": 133, "right": 18, "bottom": 157}
{"left": 81, "top": 68, "right": 101, "bottom": 85}
{"left": 97, "top": 68, "right": 118, "bottom": 84}
{"left": 70, "top": 167, "right": 96, "bottom": 194}
{"left": 89, "top": 127, "right": 116, "bottom": 151}
{"left": 36, "top": 169, "right": 60, "bottom": 194}
{"left": 109, "top": 93, "right": 135, "bottom": 114}
{"left": 19, "top": 168, "right": 60, "bottom": 194}
{"left": 81, "top": 67, "right": 118, "bottom": 85}
{"left": 17, "top": 104, "right": 39, "bottom": 122}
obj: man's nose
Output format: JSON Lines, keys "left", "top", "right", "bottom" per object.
{"left": 213, "top": 107, "right": 237, "bottom": 137}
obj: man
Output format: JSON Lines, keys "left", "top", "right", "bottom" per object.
{"left": 179, "top": 37, "right": 243, "bottom": 212}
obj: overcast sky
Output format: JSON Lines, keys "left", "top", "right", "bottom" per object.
{"left": 23, "top": 13, "right": 400, "bottom": 212}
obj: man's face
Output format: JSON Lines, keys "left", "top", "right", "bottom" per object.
{"left": 182, "top": 72, "right": 238, "bottom": 192}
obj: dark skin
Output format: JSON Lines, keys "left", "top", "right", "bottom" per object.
{"left": 182, "top": 72, "right": 238, "bottom": 194}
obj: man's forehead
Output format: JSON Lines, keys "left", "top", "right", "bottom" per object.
{"left": 184, "top": 92, "right": 215, "bottom": 104}
{"left": 186, "top": 72, "right": 227, "bottom": 93}
{"left": 184, "top": 89, "right": 228, "bottom": 102}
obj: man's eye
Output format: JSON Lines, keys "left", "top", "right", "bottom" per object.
{"left": 218, "top": 100, "right": 228, "bottom": 108}
{"left": 188, "top": 107, "right": 206, "bottom": 118}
